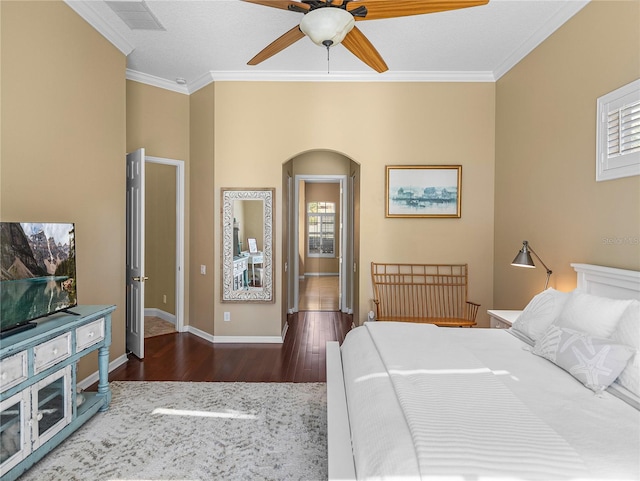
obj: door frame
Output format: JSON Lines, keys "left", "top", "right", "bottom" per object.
{"left": 145, "top": 156, "right": 186, "bottom": 333}
{"left": 293, "top": 174, "right": 351, "bottom": 313}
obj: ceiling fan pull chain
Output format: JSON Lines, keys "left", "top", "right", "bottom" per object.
{"left": 326, "top": 45, "right": 330, "bottom": 74}
{"left": 323, "top": 40, "right": 332, "bottom": 74}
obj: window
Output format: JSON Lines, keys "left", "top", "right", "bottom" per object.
{"left": 307, "top": 201, "right": 335, "bottom": 257}
{"left": 596, "top": 79, "right": 640, "bottom": 181}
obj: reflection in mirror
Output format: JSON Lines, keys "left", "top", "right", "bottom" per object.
{"left": 222, "top": 189, "right": 274, "bottom": 302}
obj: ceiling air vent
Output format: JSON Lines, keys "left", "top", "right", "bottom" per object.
{"left": 105, "top": 1, "right": 165, "bottom": 31}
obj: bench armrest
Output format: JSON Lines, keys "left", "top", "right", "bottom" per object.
{"left": 465, "top": 301, "right": 481, "bottom": 321}
{"left": 372, "top": 299, "right": 380, "bottom": 319}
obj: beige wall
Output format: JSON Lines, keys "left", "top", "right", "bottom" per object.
{"left": 126, "top": 81, "right": 190, "bottom": 160}
{"left": 1, "top": 1, "right": 126, "bottom": 378}
{"left": 213, "top": 82, "right": 496, "bottom": 331}
{"left": 189, "top": 84, "right": 215, "bottom": 334}
{"left": 125, "top": 80, "right": 190, "bottom": 323}
{"left": 494, "top": 0, "right": 640, "bottom": 309}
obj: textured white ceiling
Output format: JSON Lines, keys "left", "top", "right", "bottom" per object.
{"left": 65, "top": 0, "right": 590, "bottom": 93}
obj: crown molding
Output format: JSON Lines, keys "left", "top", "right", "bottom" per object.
{"left": 187, "top": 69, "right": 496, "bottom": 93}
{"left": 134, "top": 68, "right": 496, "bottom": 95}
{"left": 126, "top": 69, "right": 190, "bottom": 95}
{"left": 493, "top": 0, "right": 589, "bottom": 80}
{"left": 64, "top": 0, "right": 134, "bottom": 56}
{"left": 208, "top": 70, "right": 496, "bottom": 83}
{"left": 189, "top": 71, "right": 217, "bottom": 93}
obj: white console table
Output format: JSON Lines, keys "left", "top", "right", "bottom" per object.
{"left": 487, "top": 309, "right": 522, "bottom": 329}
{"left": 232, "top": 256, "right": 248, "bottom": 290}
{"left": 0, "top": 305, "right": 115, "bottom": 481}
{"left": 244, "top": 251, "right": 264, "bottom": 287}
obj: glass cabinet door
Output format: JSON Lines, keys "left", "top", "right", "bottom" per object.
{"left": 0, "top": 391, "right": 30, "bottom": 476}
{"left": 31, "top": 366, "right": 72, "bottom": 450}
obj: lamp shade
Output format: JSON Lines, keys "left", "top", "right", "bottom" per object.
{"left": 511, "top": 240, "right": 552, "bottom": 288}
{"left": 511, "top": 242, "right": 535, "bottom": 268}
{"left": 300, "top": 7, "right": 355, "bottom": 47}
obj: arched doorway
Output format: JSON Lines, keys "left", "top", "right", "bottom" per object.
{"left": 282, "top": 151, "right": 360, "bottom": 322}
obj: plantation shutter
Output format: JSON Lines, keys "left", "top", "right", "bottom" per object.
{"left": 607, "top": 101, "right": 640, "bottom": 157}
{"left": 596, "top": 79, "right": 640, "bottom": 181}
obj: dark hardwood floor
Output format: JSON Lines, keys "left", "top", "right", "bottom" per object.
{"left": 106, "top": 311, "right": 352, "bottom": 384}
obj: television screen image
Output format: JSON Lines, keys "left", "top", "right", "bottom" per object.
{"left": 0, "top": 222, "right": 77, "bottom": 336}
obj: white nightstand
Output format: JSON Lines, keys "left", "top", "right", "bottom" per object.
{"left": 487, "top": 310, "right": 522, "bottom": 329}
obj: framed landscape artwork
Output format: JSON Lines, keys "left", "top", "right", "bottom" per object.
{"left": 386, "top": 165, "right": 462, "bottom": 218}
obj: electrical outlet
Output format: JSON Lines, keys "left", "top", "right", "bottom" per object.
{"left": 200, "top": 265, "right": 206, "bottom": 275}
{"left": 163, "top": 294, "right": 167, "bottom": 304}
{"left": 223, "top": 312, "right": 231, "bottom": 322}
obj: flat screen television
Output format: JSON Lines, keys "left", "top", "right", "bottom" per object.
{"left": 0, "top": 222, "right": 77, "bottom": 338}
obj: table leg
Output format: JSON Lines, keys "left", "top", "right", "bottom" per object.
{"left": 97, "top": 344, "right": 111, "bottom": 411}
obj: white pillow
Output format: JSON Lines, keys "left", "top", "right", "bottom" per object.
{"left": 554, "top": 290, "right": 633, "bottom": 339}
{"left": 533, "top": 325, "right": 634, "bottom": 393}
{"left": 511, "top": 288, "right": 569, "bottom": 342}
{"left": 610, "top": 300, "right": 640, "bottom": 397}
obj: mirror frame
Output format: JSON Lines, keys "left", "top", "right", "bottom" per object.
{"left": 221, "top": 188, "right": 275, "bottom": 302}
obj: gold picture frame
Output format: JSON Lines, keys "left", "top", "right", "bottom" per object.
{"left": 386, "top": 165, "right": 462, "bottom": 218}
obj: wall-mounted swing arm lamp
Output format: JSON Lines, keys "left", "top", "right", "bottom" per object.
{"left": 511, "top": 240, "right": 553, "bottom": 289}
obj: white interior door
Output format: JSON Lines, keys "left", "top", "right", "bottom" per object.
{"left": 126, "top": 148, "right": 145, "bottom": 359}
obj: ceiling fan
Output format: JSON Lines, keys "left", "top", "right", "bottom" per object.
{"left": 242, "top": 0, "right": 489, "bottom": 73}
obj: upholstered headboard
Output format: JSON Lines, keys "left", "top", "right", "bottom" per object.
{"left": 571, "top": 263, "right": 640, "bottom": 300}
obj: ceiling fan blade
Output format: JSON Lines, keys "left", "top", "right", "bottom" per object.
{"left": 242, "top": 0, "right": 311, "bottom": 13}
{"left": 348, "top": 0, "right": 489, "bottom": 21}
{"left": 341, "top": 26, "right": 388, "bottom": 73}
{"left": 248, "top": 26, "right": 306, "bottom": 65}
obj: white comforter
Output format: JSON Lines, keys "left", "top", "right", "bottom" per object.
{"left": 340, "top": 322, "right": 640, "bottom": 480}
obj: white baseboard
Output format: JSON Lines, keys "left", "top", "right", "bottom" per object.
{"left": 304, "top": 273, "right": 339, "bottom": 277}
{"left": 77, "top": 353, "right": 128, "bottom": 391}
{"left": 185, "top": 325, "right": 283, "bottom": 344}
{"left": 213, "top": 335, "right": 283, "bottom": 343}
{"left": 144, "top": 308, "right": 176, "bottom": 325}
{"left": 186, "top": 325, "right": 214, "bottom": 342}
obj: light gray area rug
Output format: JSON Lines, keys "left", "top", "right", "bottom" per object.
{"left": 20, "top": 381, "right": 327, "bottom": 481}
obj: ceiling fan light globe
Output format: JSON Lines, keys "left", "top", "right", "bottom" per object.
{"left": 300, "top": 7, "right": 355, "bottom": 47}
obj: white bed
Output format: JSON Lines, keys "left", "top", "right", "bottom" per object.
{"left": 327, "top": 263, "right": 640, "bottom": 480}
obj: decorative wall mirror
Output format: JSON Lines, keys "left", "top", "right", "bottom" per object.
{"left": 221, "top": 188, "right": 274, "bottom": 302}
